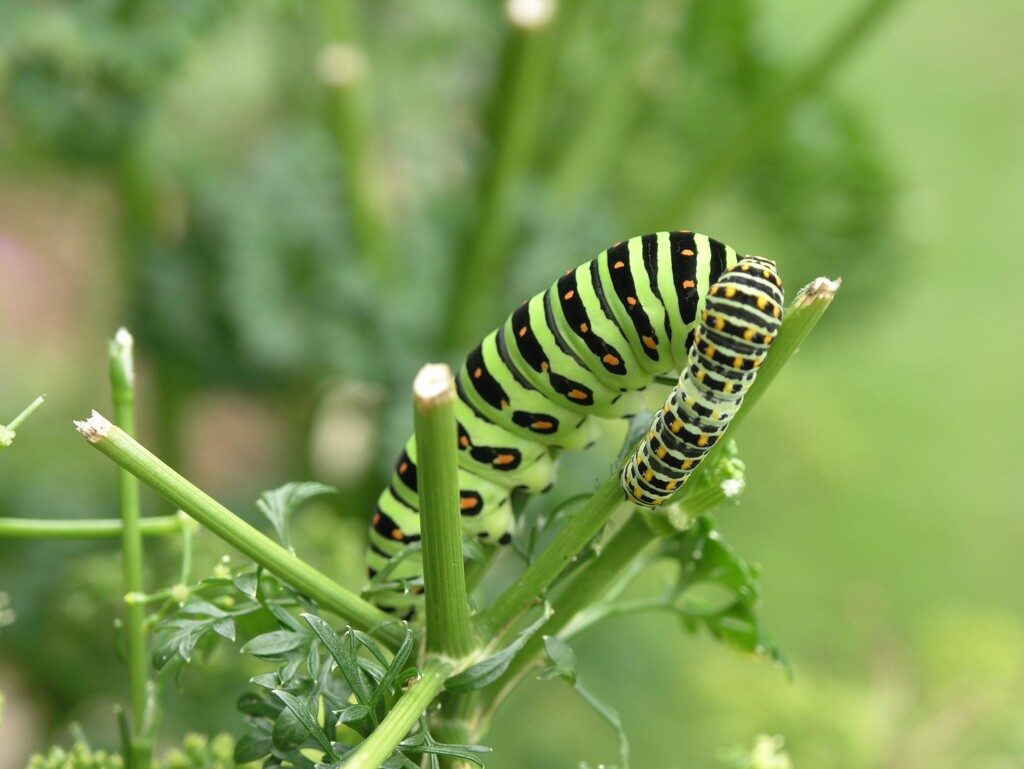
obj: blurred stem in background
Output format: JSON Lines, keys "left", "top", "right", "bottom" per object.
{"left": 445, "top": 0, "right": 561, "bottom": 350}
{"left": 317, "top": 0, "right": 393, "bottom": 279}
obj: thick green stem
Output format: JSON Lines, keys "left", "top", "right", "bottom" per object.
{"left": 73, "top": 413, "right": 406, "bottom": 650}
{"left": 0, "top": 515, "right": 184, "bottom": 539}
{"left": 413, "top": 365, "right": 473, "bottom": 658}
{"left": 109, "top": 329, "right": 152, "bottom": 769}
{"left": 474, "top": 474, "right": 629, "bottom": 638}
{"left": 343, "top": 657, "right": 454, "bottom": 769}
{"left": 656, "top": 0, "right": 903, "bottom": 221}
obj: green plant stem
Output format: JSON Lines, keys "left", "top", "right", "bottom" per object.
{"left": 474, "top": 474, "right": 629, "bottom": 638}
{"left": 1, "top": 395, "right": 46, "bottom": 448}
{"left": 343, "top": 657, "right": 454, "bottom": 769}
{"left": 478, "top": 513, "right": 655, "bottom": 725}
{"left": 0, "top": 514, "right": 184, "bottom": 539}
{"left": 444, "top": 15, "right": 559, "bottom": 350}
{"left": 317, "top": 0, "right": 392, "bottom": 277}
{"left": 109, "top": 329, "right": 152, "bottom": 769}
{"left": 73, "top": 413, "right": 407, "bottom": 650}
{"left": 413, "top": 364, "right": 473, "bottom": 658}
{"left": 656, "top": 0, "right": 903, "bottom": 221}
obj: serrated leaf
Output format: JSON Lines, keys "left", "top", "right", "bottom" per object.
{"left": 250, "top": 672, "right": 281, "bottom": 690}
{"left": 242, "top": 630, "right": 309, "bottom": 659}
{"left": 540, "top": 635, "right": 577, "bottom": 683}
{"left": 238, "top": 691, "right": 283, "bottom": 718}
{"left": 234, "top": 733, "right": 273, "bottom": 763}
{"left": 303, "top": 614, "right": 374, "bottom": 704}
{"left": 274, "top": 689, "right": 338, "bottom": 760}
{"left": 178, "top": 600, "right": 231, "bottom": 617}
{"left": 257, "top": 481, "right": 337, "bottom": 550}
{"left": 367, "top": 628, "right": 415, "bottom": 708}
{"left": 233, "top": 571, "right": 259, "bottom": 598}
{"left": 446, "top": 604, "right": 553, "bottom": 692}
{"left": 212, "top": 617, "right": 236, "bottom": 640}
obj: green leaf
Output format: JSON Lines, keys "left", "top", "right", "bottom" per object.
{"left": 274, "top": 689, "right": 338, "bottom": 760}
{"left": 256, "top": 481, "right": 337, "bottom": 551}
{"left": 303, "top": 614, "right": 374, "bottom": 705}
{"left": 234, "top": 733, "right": 273, "bottom": 764}
{"left": 241, "top": 629, "right": 310, "bottom": 660}
{"left": 233, "top": 571, "right": 259, "bottom": 599}
{"left": 238, "top": 691, "right": 283, "bottom": 718}
{"left": 540, "top": 635, "right": 577, "bottom": 683}
{"left": 446, "top": 604, "right": 553, "bottom": 692}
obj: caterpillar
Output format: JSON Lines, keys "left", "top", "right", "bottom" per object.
{"left": 365, "top": 231, "right": 783, "bottom": 614}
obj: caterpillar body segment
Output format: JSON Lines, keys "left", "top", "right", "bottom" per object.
{"left": 621, "top": 257, "right": 784, "bottom": 508}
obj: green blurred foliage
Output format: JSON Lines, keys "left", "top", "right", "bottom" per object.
{"left": 1, "top": 0, "right": 1021, "bottom": 767}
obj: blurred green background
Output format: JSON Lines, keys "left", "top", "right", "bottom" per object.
{"left": 1, "top": 0, "right": 1022, "bottom": 767}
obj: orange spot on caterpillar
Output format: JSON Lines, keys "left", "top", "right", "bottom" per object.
{"left": 715, "top": 317, "right": 726, "bottom": 331}
{"left": 473, "top": 367, "right": 482, "bottom": 378}
{"left": 757, "top": 296, "right": 768, "bottom": 310}
{"left": 532, "top": 420, "right": 554, "bottom": 431}
{"left": 733, "top": 356, "right": 744, "bottom": 369}
{"left": 682, "top": 279, "right": 696, "bottom": 289}
{"left": 392, "top": 529, "right": 405, "bottom": 541}
{"left": 764, "top": 334, "right": 773, "bottom": 344}
{"left": 682, "top": 249, "right": 695, "bottom": 256}
{"left": 399, "top": 462, "right": 408, "bottom": 474}
{"left": 627, "top": 296, "right": 637, "bottom": 306}
{"left": 541, "top": 361, "right": 549, "bottom": 371}
{"left": 494, "top": 454, "right": 517, "bottom": 466}
{"left": 373, "top": 512, "right": 381, "bottom": 525}
{"left": 603, "top": 353, "right": 620, "bottom": 366}
{"left": 519, "top": 326, "right": 528, "bottom": 337}
{"left": 500, "top": 398, "right": 509, "bottom": 408}
{"left": 697, "top": 434, "right": 710, "bottom": 447}
{"left": 725, "top": 287, "right": 737, "bottom": 298}
{"left": 580, "top": 322, "right": 589, "bottom": 333}
{"left": 568, "top": 388, "right": 588, "bottom": 400}
{"left": 613, "top": 260, "right": 626, "bottom": 269}
{"left": 743, "top": 328, "right": 756, "bottom": 341}
{"left": 460, "top": 497, "right": 479, "bottom": 511}
{"left": 564, "top": 289, "right": 576, "bottom": 300}
{"left": 459, "top": 435, "right": 469, "bottom": 448}
{"left": 643, "top": 335, "right": 657, "bottom": 349}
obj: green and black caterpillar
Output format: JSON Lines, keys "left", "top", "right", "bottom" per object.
{"left": 366, "top": 231, "right": 783, "bottom": 613}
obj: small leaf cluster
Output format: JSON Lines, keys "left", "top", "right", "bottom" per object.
{"left": 661, "top": 517, "right": 785, "bottom": 666}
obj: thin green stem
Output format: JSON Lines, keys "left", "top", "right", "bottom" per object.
{"left": 0, "top": 515, "right": 184, "bottom": 539}
{"left": 109, "top": 329, "right": 152, "bottom": 769}
{"left": 413, "top": 365, "right": 473, "bottom": 658}
{"left": 343, "top": 657, "right": 454, "bottom": 769}
{"left": 478, "top": 513, "right": 655, "bottom": 721}
{"left": 474, "top": 473, "right": 629, "bottom": 638}
{"left": 73, "top": 413, "right": 407, "bottom": 650}
{"left": 655, "top": 0, "right": 903, "bottom": 221}
{"left": 316, "top": 0, "right": 392, "bottom": 277}
{"left": 1, "top": 395, "right": 46, "bottom": 448}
